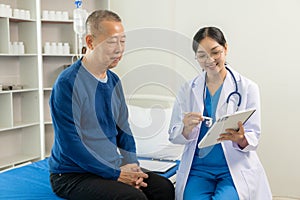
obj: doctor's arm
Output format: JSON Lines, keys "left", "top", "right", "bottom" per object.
{"left": 169, "top": 83, "right": 200, "bottom": 144}
{"left": 221, "top": 82, "right": 261, "bottom": 151}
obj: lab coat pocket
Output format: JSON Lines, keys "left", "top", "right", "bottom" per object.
{"left": 241, "top": 167, "right": 263, "bottom": 200}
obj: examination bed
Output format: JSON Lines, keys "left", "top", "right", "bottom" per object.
{"left": 0, "top": 157, "right": 179, "bottom": 199}
{"left": 0, "top": 95, "right": 182, "bottom": 199}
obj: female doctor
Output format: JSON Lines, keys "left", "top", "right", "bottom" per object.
{"left": 169, "top": 27, "right": 272, "bottom": 200}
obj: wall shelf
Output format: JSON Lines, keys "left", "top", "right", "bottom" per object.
{"left": 9, "top": 18, "right": 36, "bottom": 22}
{"left": 41, "top": 19, "right": 73, "bottom": 24}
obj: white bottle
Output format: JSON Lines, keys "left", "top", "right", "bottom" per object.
{"left": 13, "top": 9, "right": 20, "bottom": 18}
{"left": 0, "top": 4, "right": 5, "bottom": 17}
{"left": 56, "top": 11, "right": 62, "bottom": 21}
{"left": 19, "top": 9, "right": 25, "bottom": 19}
{"left": 44, "top": 42, "right": 50, "bottom": 54}
{"left": 5, "top": 5, "right": 11, "bottom": 17}
{"left": 63, "top": 43, "right": 70, "bottom": 54}
{"left": 51, "top": 42, "right": 57, "bottom": 54}
{"left": 49, "top": 10, "right": 55, "bottom": 20}
{"left": 8, "top": 8, "right": 12, "bottom": 18}
{"left": 42, "top": 10, "right": 49, "bottom": 20}
{"left": 9, "top": 41, "right": 13, "bottom": 54}
{"left": 57, "top": 42, "right": 63, "bottom": 54}
{"left": 25, "top": 10, "right": 30, "bottom": 20}
{"left": 12, "top": 42, "right": 18, "bottom": 54}
{"left": 62, "top": 11, "right": 69, "bottom": 20}
{"left": 18, "top": 42, "right": 25, "bottom": 54}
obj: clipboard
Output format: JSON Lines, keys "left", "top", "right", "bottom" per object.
{"left": 198, "top": 108, "right": 256, "bottom": 149}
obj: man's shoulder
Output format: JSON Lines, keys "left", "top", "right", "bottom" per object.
{"left": 53, "top": 60, "right": 81, "bottom": 90}
{"left": 107, "top": 70, "right": 120, "bottom": 82}
{"left": 59, "top": 60, "right": 81, "bottom": 79}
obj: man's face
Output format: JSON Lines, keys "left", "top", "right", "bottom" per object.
{"left": 90, "top": 21, "right": 125, "bottom": 68}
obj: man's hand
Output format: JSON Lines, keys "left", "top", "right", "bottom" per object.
{"left": 118, "top": 163, "right": 148, "bottom": 189}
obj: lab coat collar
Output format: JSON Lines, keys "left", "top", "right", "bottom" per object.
{"left": 190, "top": 71, "right": 205, "bottom": 113}
{"left": 217, "top": 65, "right": 241, "bottom": 117}
{"left": 190, "top": 65, "right": 241, "bottom": 118}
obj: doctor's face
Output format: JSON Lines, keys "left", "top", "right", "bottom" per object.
{"left": 196, "top": 37, "right": 227, "bottom": 73}
{"left": 87, "top": 20, "right": 125, "bottom": 68}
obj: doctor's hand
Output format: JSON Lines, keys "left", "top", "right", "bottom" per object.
{"left": 118, "top": 163, "right": 148, "bottom": 189}
{"left": 218, "top": 121, "right": 249, "bottom": 149}
{"left": 182, "top": 112, "right": 205, "bottom": 138}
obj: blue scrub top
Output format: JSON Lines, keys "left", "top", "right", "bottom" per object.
{"left": 190, "top": 84, "right": 230, "bottom": 175}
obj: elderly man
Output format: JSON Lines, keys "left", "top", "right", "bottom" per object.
{"left": 48, "top": 9, "right": 174, "bottom": 200}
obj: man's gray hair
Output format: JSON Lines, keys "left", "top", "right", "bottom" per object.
{"left": 86, "top": 10, "right": 122, "bottom": 36}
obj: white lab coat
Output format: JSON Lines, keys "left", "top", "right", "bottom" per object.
{"left": 169, "top": 66, "right": 272, "bottom": 200}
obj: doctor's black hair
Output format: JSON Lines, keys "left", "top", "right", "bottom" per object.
{"left": 192, "top": 26, "right": 227, "bottom": 53}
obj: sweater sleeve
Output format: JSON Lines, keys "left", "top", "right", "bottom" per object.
{"left": 112, "top": 80, "right": 138, "bottom": 165}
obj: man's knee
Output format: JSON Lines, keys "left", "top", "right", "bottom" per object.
{"left": 118, "top": 189, "right": 148, "bottom": 200}
{"left": 144, "top": 172, "right": 175, "bottom": 199}
{"left": 160, "top": 178, "right": 175, "bottom": 199}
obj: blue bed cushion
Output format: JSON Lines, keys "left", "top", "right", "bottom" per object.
{"left": 0, "top": 158, "right": 63, "bottom": 200}
{"left": 0, "top": 158, "right": 178, "bottom": 199}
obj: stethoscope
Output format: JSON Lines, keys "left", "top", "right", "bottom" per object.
{"left": 202, "top": 66, "right": 242, "bottom": 127}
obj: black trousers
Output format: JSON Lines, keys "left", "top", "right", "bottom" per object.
{"left": 50, "top": 171, "right": 175, "bottom": 200}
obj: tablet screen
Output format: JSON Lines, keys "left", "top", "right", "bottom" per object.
{"left": 198, "top": 108, "right": 256, "bottom": 148}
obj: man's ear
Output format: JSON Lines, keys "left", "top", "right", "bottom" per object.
{"left": 85, "top": 35, "right": 94, "bottom": 50}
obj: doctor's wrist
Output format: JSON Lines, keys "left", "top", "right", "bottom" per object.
{"left": 182, "top": 127, "right": 191, "bottom": 139}
{"left": 238, "top": 137, "right": 248, "bottom": 149}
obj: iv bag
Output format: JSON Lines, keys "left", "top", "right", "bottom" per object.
{"left": 73, "top": 7, "right": 87, "bottom": 36}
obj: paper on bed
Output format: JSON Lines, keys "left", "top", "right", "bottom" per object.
{"left": 138, "top": 159, "right": 177, "bottom": 173}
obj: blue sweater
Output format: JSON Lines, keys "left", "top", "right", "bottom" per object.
{"left": 48, "top": 59, "right": 138, "bottom": 180}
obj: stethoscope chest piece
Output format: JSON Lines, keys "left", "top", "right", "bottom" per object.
{"left": 202, "top": 66, "right": 242, "bottom": 127}
{"left": 203, "top": 116, "right": 213, "bottom": 128}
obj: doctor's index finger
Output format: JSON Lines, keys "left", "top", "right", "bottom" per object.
{"left": 237, "top": 121, "right": 244, "bottom": 132}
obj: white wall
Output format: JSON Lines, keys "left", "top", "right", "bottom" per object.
{"left": 110, "top": 0, "right": 300, "bottom": 197}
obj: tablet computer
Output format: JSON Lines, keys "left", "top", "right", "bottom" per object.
{"left": 198, "top": 108, "right": 256, "bottom": 149}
